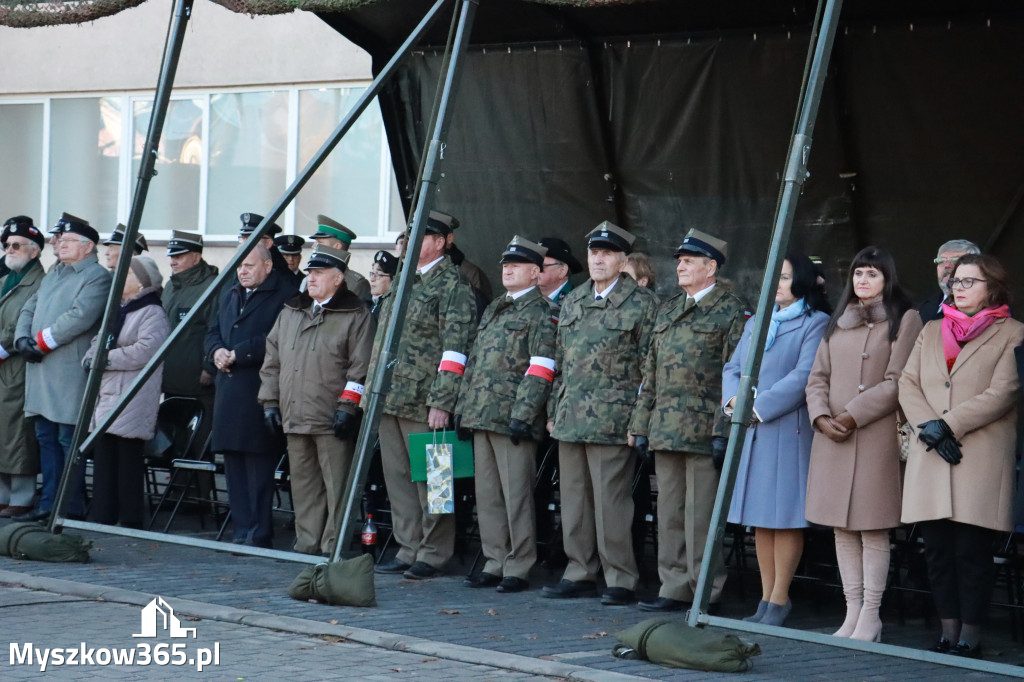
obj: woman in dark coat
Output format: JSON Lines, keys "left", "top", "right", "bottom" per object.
{"left": 204, "top": 246, "right": 297, "bottom": 547}
{"left": 723, "top": 252, "right": 830, "bottom": 626}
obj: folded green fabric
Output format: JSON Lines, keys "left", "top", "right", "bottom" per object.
{"left": 613, "top": 618, "right": 761, "bottom": 672}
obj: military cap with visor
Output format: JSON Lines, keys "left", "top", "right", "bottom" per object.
{"left": 274, "top": 234, "right": 306, "bottom": 255}
{"left": 238, "top": 212, "right": 282, "bottom": 237}
{"left": 500, "top": 235, "right": 547, "bottom": 268}
{"left": 167, "top": 230, "right": 204, "bottom": 256}
{"left": 310, "top": 215, "right": 357, "bottom": 245}
{"left": 674, "top": 228, "right": 728, "bottom": 266}
{"left": 586, "top": 221, "right": 635, "bottom": 254}
{"left": 103, "top": 223, "right": 149, "bottom": 253}
{"left": 373, "top": 249, "right": 399, "bottom": 277}
{"left": 55, "top": 213, "right": 100, "bottom": 244}
{"left": 2, "top": 216, "right": 44, "bottom": 249}
{"left": 539, "top": 236, "right": 583, "bottom": 274}
{"left": 424, "top": 210, "right": 458, "bottom": 237}
{"left": 305, "top": 244, "right": 351, "bottom": 271}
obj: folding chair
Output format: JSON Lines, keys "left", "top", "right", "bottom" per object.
{"left": 144, "top": 397, "right": 204, "bottom": 510}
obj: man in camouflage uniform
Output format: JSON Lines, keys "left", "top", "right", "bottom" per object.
{"left": 371, "top": 214, "right": 477, "bottom": 580}
{"left": 541, "top": 222, "right": 658, "bottom": 606}
{"left": 632, "top": 229, "right": 747, "bottom": 612}
{"left": 454, "top": 237, "right": 557, "bottom": 593}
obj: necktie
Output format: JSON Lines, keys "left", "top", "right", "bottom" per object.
{"left": 684, "top": 297, "right": 696, "bottom": 312}
{"left": 595, "top": 295, "right": 603, "bottom": 301}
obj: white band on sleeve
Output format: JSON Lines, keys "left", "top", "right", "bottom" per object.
{"left": 438, "top": 350, "right": 468, "bottom": 375}
{"left": 36, "top": 327, "right": 59, "bottom": 353}
{"left": 340, "top": 381, "right": 365, "bottom": 402}
{"left": 525, "top": 356, "right": 555, "bottom": 382}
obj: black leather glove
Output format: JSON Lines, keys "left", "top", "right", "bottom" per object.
{"left": 332, "top": 410, "right": 358, "bottom": 440}
{"left": 508, "top": 418, "right": 532, "bottom": 446}
{"left": 917, "top": 419, "right": 954, "bottom": 450}
{"left": 263, "top": 407, "right": 283, "bottom": 436}
{"left": 15, "top": 337, "right": 43, "bottom": 363}
{"left": 935, "top": 436, "right": 963, "bottom": 466}
{"left": 454, "top": 414, "right": 473, "bottom": 442}
{"left": 632, "top": 435, "right": 651, "bottom": 465}
{"left": 710, "top": 436, "right": 729, "bottom": 471}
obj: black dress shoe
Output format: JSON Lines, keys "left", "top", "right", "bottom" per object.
{"left": 12, "top": 508, "right": 50, "bottom": 523}
{"left": 601, "top": 587, "right": 636, "bottom": 606}
{"left": 403, "top": 561, "right": 440, "bottom": 580}
{"left": 496, "top": 577, "right": 529, "bottom": 593}
{"left": 540, "top": 579, "right": 598, "bottom": 599}
{"left": 464, "top": 572, "right": 502, "bottom": 588}
{"left": 374, "top": 558, "right": 412, "bottom": 574}
{"left": 950, "top": 641, "right": 983, "bottom": 659}
{"left": 637, "top": 596, "right": 688, "bottom": 612}
{"left": 928, "top": 637, "right": 953, "bottom": 654}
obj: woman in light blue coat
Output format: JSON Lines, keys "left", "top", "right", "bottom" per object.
{"left": 722, "top": 252, "right": 830, "bottom": 626}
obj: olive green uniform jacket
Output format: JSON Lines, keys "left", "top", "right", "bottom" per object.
{"left": 0, "top": 258, "right": 44, "bottom": 474}
{"left": 161, "top": 259, "right": 219, "bottom": 397}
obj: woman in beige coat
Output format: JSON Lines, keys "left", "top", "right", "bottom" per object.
{"left": 805, "top": 246, "right": 922, "bottom": 642}
{"left": 899, "top": 254, "right": 1023, "bottom": 659}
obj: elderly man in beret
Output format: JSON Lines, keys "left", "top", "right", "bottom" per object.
{"left": 259, "top": 245, "right": 376, "bottom": 556}
{"left": 102, "top": 223, "right": 149, "bottom": 271}
{"left": 542, "top": 221, "right": 659, "bottom": 606}
{"left": 632, "top": 229, "right": 747, "bottom": 612}
{"left": 0, "top": 217, "right": 46, "bottom": 518}
{"left": 14, "top": 213, "right": 113, "bottom": 522}
{"left": 307, "top": 215, "right": 371, "bottom": 302}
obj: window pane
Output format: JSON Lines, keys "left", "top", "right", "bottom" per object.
{"left": 132, "top": 98, "right": 203, "bottom": 232}
{"left": 297, "top": 88, "right": 384, "bottom": 238}
{"left": 0, "top": 103, "right": 43, "bottom": 221}
{"left": 49, "top": 98, "right": 120, "bottom": 230}
{"left": 206, "top": 91, "right": 288, "bottom": 236}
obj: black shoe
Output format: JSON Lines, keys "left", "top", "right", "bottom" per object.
{"left": 950, "top": 641, "right": 983, "bottom": 659}
{"left": 464, "top": 572, "right": 501, "bottom": 588}
{"left": 496, "top": 577, "right": 529, "bottom": 593}
{"left": 12, "top": 508, "right": 50, "bottom": 523}
{"left": 601, "top": 587, "right": 636, "bottom": 606}
{"left": 540, "top": 579, "right": 598, "bottom": 599}
{"left": 403, "top": 561, "right": 440, "bottom": 580}
{"left": 374, "top": 558, "right": 412, "bottom": 574}
{"left": 637, "top": 596, "right": 688, "bottom": 612}
{"left": 928, "top": 637, "right": 953, "bottom": 654}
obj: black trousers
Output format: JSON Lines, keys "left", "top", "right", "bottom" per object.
{"left": 223, "top": 451, "right": 278, "bottom": 547}
{"left": 90, "top": 434, "right": 146, "bottom": 529}
{"left": 918, "top": 519, "right": 996, "bottom": 625}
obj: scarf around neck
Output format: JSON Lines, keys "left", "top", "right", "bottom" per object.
{"left": 765, "top": 299, "right": 807, "bottom": 350}
{"left": 940, "top": 302, "right": 1010, "bottom": 370}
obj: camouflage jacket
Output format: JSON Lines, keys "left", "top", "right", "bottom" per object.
{"left": 455, "top": 287, "right": 557, "bottom": 440}
{"left": 549, "top": 276, "right": 659, "bottom": 444}
{"left": 629, "top": 284, "right": 747, "bottom": 455}
{"left": 368, "top": 256, "right": 477, "bottom": 423}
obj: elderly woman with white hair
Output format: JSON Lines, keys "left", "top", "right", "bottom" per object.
{"left": 85, "top": 256, "right": 169, "bottom": 528}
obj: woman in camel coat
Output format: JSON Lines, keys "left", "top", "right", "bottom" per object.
{"left": 899, "top": 254, "right": 1024, "bottom": 658}
{"left": 805, "top": 246, "right": 922, "bottom": 643}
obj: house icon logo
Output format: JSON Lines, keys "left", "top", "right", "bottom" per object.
{"left": 133, "top": 597, "right": 197, "bottom": 639}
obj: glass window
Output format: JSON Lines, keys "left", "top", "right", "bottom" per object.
{"left": 49, "top": 98, "right": 121, "bottom": 231}
{"left": 0, "top": 103, "right": 43, "bottom": 222}
{"left": 132, "top": 98, "right": 203, "bottom": 233}
{"left": 296, "top": 88, "right": 384, "bottom": 238}
{"left": 206, "top": 91, "right": 288, "bottom": 236}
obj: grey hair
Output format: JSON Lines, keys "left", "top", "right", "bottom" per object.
{"left": 936, "top": 239, "right": 980, "bottom": 257}
{"left": 251, "top": 244, "right": 273, "bottom": 262}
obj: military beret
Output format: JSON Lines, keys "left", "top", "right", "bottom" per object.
{"left": 500, "top": 235, "right": 547, "bottom": 267}
{"left": 274, "top": 234, "right": 306, "bottom": 255}
{"left": 55, "top": 213, "right": 99, "bottom": 244}
{"left": 239, "top": 212, "right": 282, "bottom": 237}
{"left": 2, "top": 216, "right": 44, "bottom": 249}
{"left": 167, "top": 230, "right": 204, "bottom": 256}
{"left": 539, "top": 236, "right": 582, "bottom": 274}
{"left": 104, "top": 223, "right": 149, "bottom": 254}
{"left": 424, "top": 210, "right": 458, "bottom": 237}
{"left": 675, "top": 228, "right": 728, "bottom": 265}
{"left": 306, "top": 244, "right": 351, "bottom": 271}
{"left": 586, "top": 221, "right": 635, "bottom": 254}
{"left": 373, "top": 249, "right": 398, "bottom": 277}
{"left": 310, "top": 215, "right": 356, "bottom": 245}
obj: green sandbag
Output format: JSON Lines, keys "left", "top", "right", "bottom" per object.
{"left": 311, "top": 554, "right": 376, "bottom": 607}
{"left": 287, "top": 565, "right": 317, "bottom": 601}
{"left": 613, "top": 618, "right": 761, "bottom": 672}
{"left": 0, "top": 522, "right": 91, "bottom": 563}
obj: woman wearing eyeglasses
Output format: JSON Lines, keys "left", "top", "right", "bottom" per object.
{"left": 368, "top": 250, "right": 398, "bottom": 320}
{"left": 899, "top": 254, "right": 1023, "bottom": 659}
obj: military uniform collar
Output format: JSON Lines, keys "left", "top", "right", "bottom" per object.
{"left": 584, "top": 274, "right": 636, "bottom": 308}
{"left": 416, "top": 255, "right": 452, "bottom": 283}
{"left": 416, "top": 255, "right": 446, "bottom": 276}
{"left": 510, "top": 286, "right": 541, "bottom": 307}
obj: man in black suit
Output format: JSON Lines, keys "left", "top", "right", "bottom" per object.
{"left": 917, "top": 239, "right": 980, "bottom": 324}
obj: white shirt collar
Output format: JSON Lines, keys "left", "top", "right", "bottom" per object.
{"left": 688, "top": 282, "right": 716, "bottom": 303}
{"left": 594, "top": 278, "right": 619, "bottom": 300}
{"left": 546, "top": 280, "right": 569, "bottom": 300}
{"left": 506, "top": 285, "right": 535, "bottom": 301}
{"left": 417, "top": 255, "right": 445, "bottom": 275}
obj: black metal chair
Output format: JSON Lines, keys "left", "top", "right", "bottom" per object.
{"left": 143, "top": 396, "right": 205, "bottom": 511}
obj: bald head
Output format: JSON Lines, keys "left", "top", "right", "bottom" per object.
{"left": 237, "top": 244, "right": 274, "bottom": 289}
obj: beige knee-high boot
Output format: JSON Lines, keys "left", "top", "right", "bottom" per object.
{"left": 832, "top": 528, "right": 863, "bottom": 638}
{"left": 851, "top": 529, "right": 890, "bottom": 642}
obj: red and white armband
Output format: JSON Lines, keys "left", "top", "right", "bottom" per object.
{"left": 0, "top": 341, "right": 8, "bottom": 363}
{"left": 525, "top": 356, "right": 555, "bottom": 382}
{"left": 438, "top": 351, "right": 467, "bottom": 376}
{"left": 36, "top": 327, "right": 59, "bottom": 353}
{"left": 340, "top": 381, "right": 365, "bottom": 403}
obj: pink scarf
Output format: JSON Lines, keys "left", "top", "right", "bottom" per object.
{"left": 940, "top": 303, "right": 1010, "bottom": 370}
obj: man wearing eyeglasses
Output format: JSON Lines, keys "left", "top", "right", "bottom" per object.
{"left": 14, "top": 213, "right": 112, "bottom": 522}
{"left": 0, "top": 217, "right": 46, "bottom": 518}
{"left": 918, "top": 239, "right": 980, "bottom": 324}
{"left": 368, "top": 250, "right": 397, "bottom": 320}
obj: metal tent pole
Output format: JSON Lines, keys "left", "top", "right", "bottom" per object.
{"left": 687, "top": 0, "right": 844, "bottom": 626}
{"left": 49, "top": 0, "right": 196, "bottom": 533}
{"left": 332, "top": 0, "right": 480, "bottom": 563}
{"left": 56, "top": 0, "right": 453, "bottom": 546}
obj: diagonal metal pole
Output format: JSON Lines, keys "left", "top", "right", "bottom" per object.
{"left": 49, "top": 0, "right": 196, "bottom": 532}
{"left": 57, "top": 0, "right": 453, "bottom": 545}
{"left": 687, "top": 0, "right": 844, "bottom": 626}
{"left": 332, "top": 0, "right": 480, "bottom": 563}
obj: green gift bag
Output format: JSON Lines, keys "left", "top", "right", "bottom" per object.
{"left": 408, "top": 430, "right": 474, "bottom": 482}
